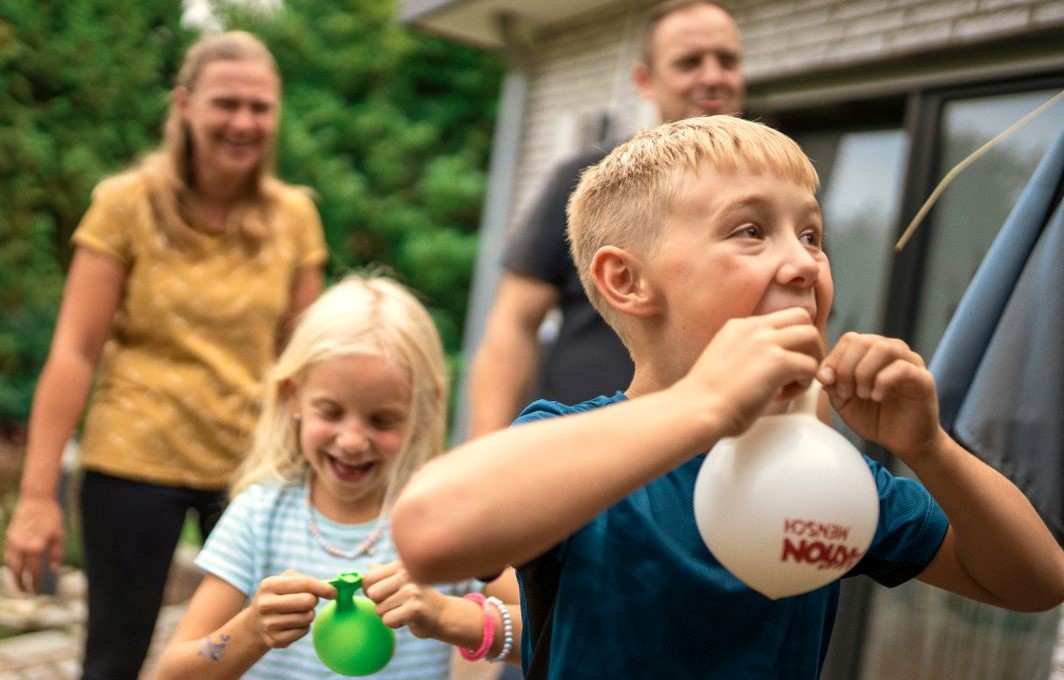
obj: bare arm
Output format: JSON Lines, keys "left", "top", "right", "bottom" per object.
{"left": 820, "top": 332, "right": 1064, "bottom": 612}
{"left": 4, "top": 248, "right": 124, "bottom": 592}
{"left": 362, "top": 563, "right": 522, "bottom": 666}
{"left": 481, "top": 567, "right": 522, "bottom": 665}
{"left": 394, "top": 309, "right": 823, "bottom": 582}
{"left": 913, "top": 445, "right": 1064, "bottom": 611}
{"left": 277, "top": 264, "right": 324, "bottom": 351}
{"left": 157, "top": 571, "right": 336, "bottom": 680}
{"left": 467, "top": 273, "right": 558, "bottom": 438}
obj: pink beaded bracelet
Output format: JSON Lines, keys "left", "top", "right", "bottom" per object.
{"left": 459, "top": 592, "right": 496, "bottom": 661}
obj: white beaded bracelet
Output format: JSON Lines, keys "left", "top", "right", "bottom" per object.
{"left": 484, "top": 596, "right": 513, "bottom": 662}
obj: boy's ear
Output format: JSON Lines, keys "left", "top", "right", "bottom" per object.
{"left": 590, "top": 246, "right": 662, "bottom": 318}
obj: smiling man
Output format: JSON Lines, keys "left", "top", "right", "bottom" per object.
{"left": 468, "top": 0, "right": 746, "bottom": 439}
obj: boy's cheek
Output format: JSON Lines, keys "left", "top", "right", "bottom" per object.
{"left": 814, "top": 266, "right": 834, "bottom": 331}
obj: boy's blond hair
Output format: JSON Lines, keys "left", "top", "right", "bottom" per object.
{"left": 230, "top": 274, "right": 449, "bottom": 509}
{"left": 566, "top": 115, "right": 820, "bottom": 338}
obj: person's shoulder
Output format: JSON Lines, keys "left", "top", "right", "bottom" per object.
{"left": 557, "top": 142, "right": 618, "bottom": 173}
{"left": 267, "top": 178, "right": 318, "bottom": 211}
{"left": 514, "top": 391, "right": 626, "bottom": 424}
{"left": 232, "top": 478, "right": 301, "bottom": 510}
{"left": 91, "top": 168, "right": 150, "bottom": 205}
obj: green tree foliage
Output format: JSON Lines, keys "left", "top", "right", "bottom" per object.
{"left": 219, "top": 0, "right": 503, "bottom": 354}
{"left": 0, "top": 0, "right": 503, "bottom": 423}
{"left": 0, "top": 0, "right": 196, "bottom": 423}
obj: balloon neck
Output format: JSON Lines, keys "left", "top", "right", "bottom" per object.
{"left": 787, "top": 380, "right": 823, "bottom": 418}
{"left": 329, "top": 571, "right": 364, "bottom": 613}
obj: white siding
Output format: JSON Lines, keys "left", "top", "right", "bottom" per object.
{"left": 500, "top": 0, "right": 1063, "bottom": 237}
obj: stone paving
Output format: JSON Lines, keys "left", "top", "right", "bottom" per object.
{"left": 0, "top": 545, "right": 502, "bottom": 680}
{"left": 0, "top": 545, "right": 199, "bottom": 680}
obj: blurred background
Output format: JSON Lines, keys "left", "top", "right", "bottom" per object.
{"left": 1, "top": 0, "right": 1063, "bottom": 678}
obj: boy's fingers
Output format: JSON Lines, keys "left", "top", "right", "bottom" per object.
{"left": 761, "top": 306, "right": 818, "bottom": 328}
{"left": 823, "top": 333, "right": 926, "bottom": 402}
{"left": 851, "top": 338, "right": 909, "bottom": 399}
{"left": 822, "top": 332, "right": 864, "bottom": 399}
{"left": 870, "top": 358, "right": 931, "bottom": 402}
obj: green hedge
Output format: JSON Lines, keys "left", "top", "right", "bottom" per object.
{"left": 0, "top": 0, "right": 503, "bottom": 424}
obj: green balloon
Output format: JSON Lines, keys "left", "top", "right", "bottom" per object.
{"left": 313, "top": 571, "right": 396, "bottom": 676}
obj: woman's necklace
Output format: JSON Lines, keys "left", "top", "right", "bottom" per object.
{"left": 305, "top": 483, "right": 385, "bottom": 560}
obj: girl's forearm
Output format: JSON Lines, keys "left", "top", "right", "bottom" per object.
{"left": 156, "top": 610, "right": 269, "bottom": 680}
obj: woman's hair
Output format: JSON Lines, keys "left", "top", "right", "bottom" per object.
{"left": 567, "top": 115, "right": 819, "bottom": 339}
{"left": 138, "top": 30, "right": 282, "bottom": 252}
{"left": 230, "top": 274, "right": 449, "bottom": 511}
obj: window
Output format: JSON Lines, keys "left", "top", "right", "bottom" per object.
{"left": 770, "top": 77, "right": 1064, "bottom": 680}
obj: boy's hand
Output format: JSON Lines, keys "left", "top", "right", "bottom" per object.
{"left": 362, "top": 560, "right": 448, "bottom": 639}
{"left": 818, "top": 332, "right": 942, "bottom": 462}
{"left": 683, "top": 307, "right": 823, "bottom": 440}
{"left": 249, "top": 569, "right": 336, "bottom": 649}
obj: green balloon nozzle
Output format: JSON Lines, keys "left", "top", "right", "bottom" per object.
{"left": 312, "top": 570, "right": 396, "bottom": 676}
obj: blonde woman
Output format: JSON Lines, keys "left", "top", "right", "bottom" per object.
{"left": 4, "top": 31, "right": 326, "bottom": 680}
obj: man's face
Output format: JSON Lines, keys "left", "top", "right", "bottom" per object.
{"left": 634, "top": 4, "right": 746, "bottom": 122}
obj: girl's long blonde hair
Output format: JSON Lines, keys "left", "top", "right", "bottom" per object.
{"left": 230, "top": 274, "right": 449, "bottom": 510}
{"left": 138, "top": 30, "right": 283, "bottom": 252}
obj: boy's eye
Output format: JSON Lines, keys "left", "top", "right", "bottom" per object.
{"left": 800, "top": 229, "right": 823, "bottom": 248}
{"left": 733, "top": 224, "right": 761, "bottom": 239}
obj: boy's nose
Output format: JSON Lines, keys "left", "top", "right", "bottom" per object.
{"left": 777, "top": 240, "right": 821, "bottom": 286}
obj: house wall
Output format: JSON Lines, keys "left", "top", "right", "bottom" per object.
{"left": 502, "top": 0, "right": 1063, "bottom": 240}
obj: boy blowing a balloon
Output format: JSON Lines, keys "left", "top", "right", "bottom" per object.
{"left": 392, "top": 116, "right": 1064, "bottom": 679}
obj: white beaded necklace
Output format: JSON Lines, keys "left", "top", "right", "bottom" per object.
{"left": 305, "top": 479, "right": 385, "bottom": 560}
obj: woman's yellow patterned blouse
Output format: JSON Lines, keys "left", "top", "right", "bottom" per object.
{"left": 71, "top": 172, "right": 327, "bottom": 489}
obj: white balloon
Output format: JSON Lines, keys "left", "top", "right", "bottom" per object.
{"left": 693, "top": 381, "right": 879, "bottom": 599}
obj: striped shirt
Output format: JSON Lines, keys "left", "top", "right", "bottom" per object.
{"left": 196, "top": 481, "right": 480, "bottom": 679}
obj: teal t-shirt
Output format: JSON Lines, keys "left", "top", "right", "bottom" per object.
{"left": 514, "top": 393, "right": 949, "bottom": 679}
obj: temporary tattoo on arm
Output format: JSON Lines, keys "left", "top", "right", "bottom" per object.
{"left": 199, "top": 633, "right": 232, "bottom": 661}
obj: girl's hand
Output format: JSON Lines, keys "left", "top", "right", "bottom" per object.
{"left": 818, "top": 332, "right": 943, "bottom": 462}
{"left": 362, "top": 561, "right": 448, "bottom": 639}
{"left": 249, "top": 569, "right": 336, "bottom": 649}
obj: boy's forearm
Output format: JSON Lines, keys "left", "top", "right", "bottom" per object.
{"left": 909, "top": 430, "right": 1064, "bottom": 611}
{"left": 393, "top": 387, "right": 725, "bottom": 583}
